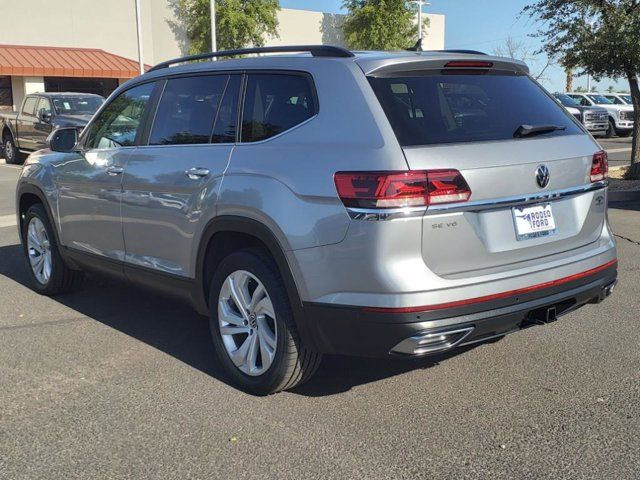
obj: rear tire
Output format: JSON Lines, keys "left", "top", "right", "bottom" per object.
{"left": 3, "top": 133, "right": 22, "bottom": 164}
{"left": 605, "top": 119, "right": 616, "bottom": 138}
{"left": 22, "top": 203, "right": 83, "bottom": 295}
{"left": 208, "top": 249, "right": 321, "bottom": 395}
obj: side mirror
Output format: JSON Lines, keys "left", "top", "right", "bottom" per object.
{"left": 48, "top": 127, "right": 78, "bottom": 153}
{"left": 38, "top": 108, "right": 51, "bottom": 123}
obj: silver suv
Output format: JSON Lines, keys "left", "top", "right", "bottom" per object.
{"left": 16, "top": 46, "right": 618, "bottom": 394}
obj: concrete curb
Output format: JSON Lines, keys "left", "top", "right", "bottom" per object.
{"left": 609, "top": 189, "right": 640, "bottom": 203}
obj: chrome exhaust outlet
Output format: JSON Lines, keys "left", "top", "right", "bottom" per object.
{"left": 604, "top": 280, "right": 617, "bottom": 297}
{"left": 391, "top": 326, "right": 475, "bottom": 356}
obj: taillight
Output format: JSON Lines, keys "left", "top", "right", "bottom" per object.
{"left": 334, "top": 170, "right": 471, "bottom": 209}
{"left": 590, "top": 151, "right": 608, "bottom": 182}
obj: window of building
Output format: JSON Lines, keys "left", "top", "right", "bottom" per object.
{"left": 84, "top": 82, "right": 155, "bottom": 149}
{"left": 149, "top": 75, "right": 229, "bottom": 145}
{"left": 0, "top": 76, "right": 12, "bottom": 111}
{"left": 241, "top": 73, "right": 316, "bottom": 143}
{"left": 44, "top": 77, "right": 118, "bottom": 99}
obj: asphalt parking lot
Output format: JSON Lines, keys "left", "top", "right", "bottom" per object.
{"left": 1, "top": 163, "right": 639, "bottom": 479}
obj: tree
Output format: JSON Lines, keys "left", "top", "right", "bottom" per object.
{"left": 342, "top": 0, "right": 420, "bottom": 50}
{"left": 523, "top": 0, "right": 640, "bottom": 176}
{"left": 171, "top": 0, "right": 280, "bottom": 54}
{"left": 492, "top": 36, "right": 553, "bottom": 82}
{"left": 566, "top": 68, "right": 574, "bottom": 92}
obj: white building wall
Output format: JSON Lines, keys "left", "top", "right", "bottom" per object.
{"left": 0, "top": 0, "right": 185, "bottom": 66}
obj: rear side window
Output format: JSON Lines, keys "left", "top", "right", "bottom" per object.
{"left": 22, "top": 97, "right": 38, "bottom": 116}
{"left": 150, "top": 75, "right": 228, "bottom": 145}
{"left": 369, "top": 72, "right": 582, "bottom": 146}
{"left": 212, "top": 75, "right": 241, "bottom": 143}
{"left": 241, "top": 73, "right": 316, "bottom": 142}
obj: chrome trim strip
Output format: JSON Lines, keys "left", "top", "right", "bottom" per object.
{"left": 347, "top": 206, "right": 427, "bottom": 221}
{"left": 346, "top": 181, "right": 607, "bottom": 221}
{"left": 425, "top": 181, "right": 607, "bottom": 215}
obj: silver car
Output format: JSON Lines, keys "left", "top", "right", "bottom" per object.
{"left": 16, "top": 46, "right": 618, "bottom": 394}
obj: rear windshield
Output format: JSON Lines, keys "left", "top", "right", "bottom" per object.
{"left": 369, "top": 72, "right": 582, "bottom": 146}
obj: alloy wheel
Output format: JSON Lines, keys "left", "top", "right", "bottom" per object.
{"left": 27, "top": 217, "right": 52, "bottom": 285}
{"left": 4, "top": 139, "right": 14, "bottom": 162}
{"left": 218, "top": 270, "right": 278, "bottom": 376}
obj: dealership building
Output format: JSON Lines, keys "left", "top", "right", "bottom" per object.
{"left": 0, "top": 0, "right": 445, "bottom": 111}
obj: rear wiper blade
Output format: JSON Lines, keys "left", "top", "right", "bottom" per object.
{"left": 514, "top": 124, "right": 566, "bottom": 138}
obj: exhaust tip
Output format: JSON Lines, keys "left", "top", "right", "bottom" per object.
{"left": 391, "top": 326, "right": 475, "bottom": 356}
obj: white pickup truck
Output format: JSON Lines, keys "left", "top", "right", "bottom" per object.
{"left": 567, "top": 92, "right": 634, "bottom": 138}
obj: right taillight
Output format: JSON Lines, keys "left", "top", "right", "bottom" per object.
{"left": 591, "top": 151, "right": 608, "bottom": 182}
{"left": 334, "top": 170, "right": 471, "bottom": 209}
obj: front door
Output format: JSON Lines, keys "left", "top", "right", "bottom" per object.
{"left": 121, "top": 74, "right": 240, "bottom": 278}
{"left": 55, "top": 82, "right": 157, "bottom": 263}
{"left": 33, "top": 97, "right": 53, "bottom": 149}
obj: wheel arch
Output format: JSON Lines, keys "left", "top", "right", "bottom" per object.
{"left": 17, "top": 184, "right": 59, "bottom": 247}
{"left": 194, "top": 215, "right": 318, "bottom": 351}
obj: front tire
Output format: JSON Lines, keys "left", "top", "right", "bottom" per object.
{"left": 208, "top": 249, "right": 321, "bottom": 395}
{"left": 22, "top": 204, "right": 83, "bottom": 295}
{"left": 605, "top": 119, "right": 616, "bottom": 138}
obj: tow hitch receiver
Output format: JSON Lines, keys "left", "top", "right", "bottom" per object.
{"left": 527, "top": 305, "right": 559, "bottom": 325}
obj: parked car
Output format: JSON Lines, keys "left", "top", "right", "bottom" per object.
{"left": 567, "top": 92, "right": 634, "bottom": 137}
{"left": 602, "top": 93, "right": 633, "bottom": 105}
{"left": 16, "top": 46, "right": 617, "bottom": 394}
{"left": 553, "top": 93, "right": 608, "bottom": 136}
{"left": 1, "top": 92, "right": 104, "bottom": 164}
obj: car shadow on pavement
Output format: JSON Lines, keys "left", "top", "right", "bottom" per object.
{"left": 0, "top": 242, "right": 486, "bottom": 397}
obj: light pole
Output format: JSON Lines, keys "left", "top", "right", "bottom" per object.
{"left": 410, "top": 0, "right": 431, "bottom": 45}
{"left": 134, "top": 0, "right": 144, "bottom": 74}
{"left": 210, "top": 0, "right": 217, "bottom": 55}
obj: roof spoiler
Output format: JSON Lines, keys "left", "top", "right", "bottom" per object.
{"left": 149, "top": 45, "right": 355, "bottom": 72}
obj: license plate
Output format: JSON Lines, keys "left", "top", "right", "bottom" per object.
{"left": 512, "top": 203, "right": 556, "bottom": 240}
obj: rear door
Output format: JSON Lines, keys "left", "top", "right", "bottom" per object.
{"left": 121, "top": 73, "right": 240, "bottom": 278}
{"left": 16, "top": 96, "right": 38, "bottom": 150}
{"left": 369, "top": 66, "right": 606, "bottom": 277}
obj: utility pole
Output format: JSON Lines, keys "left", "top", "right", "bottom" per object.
{"left": 410, "top": 0, "right": 431, "bottom": 44}
{"left": 210, "top": 0, "right": 217, "bottom": 56}
{"left": 134, "top": 0, "right": 144, "bottom": 74}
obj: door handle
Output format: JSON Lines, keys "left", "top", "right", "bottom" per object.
{"left": 106, "top": 165, "right": 124, "bottom": 176}
{"left": 184, "top": 167, "right": 210, "bottom": 180}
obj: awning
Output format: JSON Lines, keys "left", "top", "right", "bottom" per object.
{"left": 0, "top": 44, "right": 146, "bottom": 79}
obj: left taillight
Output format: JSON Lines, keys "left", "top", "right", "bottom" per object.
{"left": 590, "top": 150, "right": 608, "bottom": 182}
{"left": 334, "top": 170, "right": 471, "bottom": 209}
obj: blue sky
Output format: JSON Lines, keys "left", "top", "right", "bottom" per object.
{"left": 280, "top": 0, "right": 628, "bottom": 93}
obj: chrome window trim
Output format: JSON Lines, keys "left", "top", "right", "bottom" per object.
{"left": 346, "top": 181, "right": 608, "bottom": 221}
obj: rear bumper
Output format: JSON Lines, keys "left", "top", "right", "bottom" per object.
{"left": 302, "top": 261, "right": 617, "bottom": 357}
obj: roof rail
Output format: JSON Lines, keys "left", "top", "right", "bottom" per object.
{"left": 149, "top": 45, "right": 354, "bottom": 72}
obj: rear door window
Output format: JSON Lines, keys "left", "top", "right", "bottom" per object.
{"left": 22, "top": 97, "right": 38, "bottom": 116}
{"left": 149, "top": 75, "right": 228, "bottom": 145}
{"left": 369, "top": 72, "right": 582, "bottom": 146}
{"left": 241, "top": 73, "right": 316, "bottom": 142}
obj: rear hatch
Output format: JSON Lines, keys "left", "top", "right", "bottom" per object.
{"left": 367, "top": 57, "right": 607, "bottom": 277}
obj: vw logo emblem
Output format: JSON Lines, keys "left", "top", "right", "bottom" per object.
{"left": 535, "top": 165, "right": 550, "bottom": 189}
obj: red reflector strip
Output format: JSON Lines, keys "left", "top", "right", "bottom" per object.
{"left": 362, "top": 259, "right": 618, "bottom": 314}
